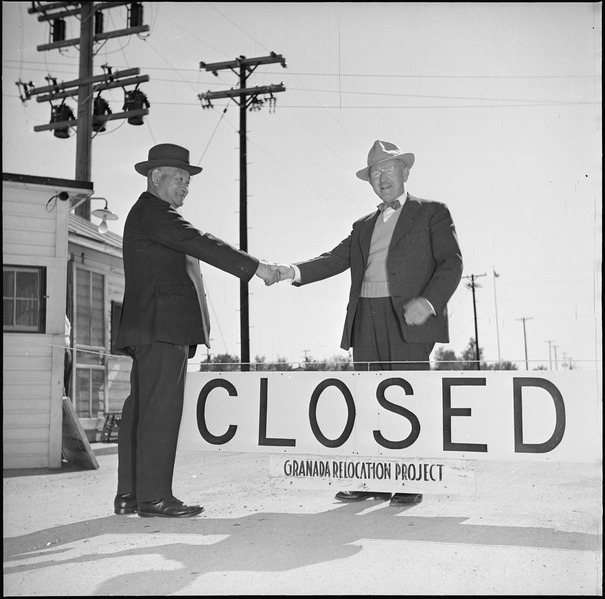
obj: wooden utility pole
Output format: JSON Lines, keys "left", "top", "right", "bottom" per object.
{"left": 492, "top": 268, "right": 501, "bottom": 362}
{"left": 545, "top": 339, "right": 555, "bottom": 369}
{"left": 198, "top": 53, "right": 287, "bottom": 371}
{"left": 18, "top": 2, "right": 150, "bottom": 219}
{"left": 75, "top": 2, "right": 94, "bottom": 196}
{"left": 516, "top": 316, "right": 533, "bottom": 370}
{"left": 463, "top": 273, "right": 486, "bottom": 369}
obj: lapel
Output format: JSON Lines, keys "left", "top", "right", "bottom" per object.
{"left": 185, "top": 255, "right": 211, "bottom": 340}
{"left": 390, "top": 195, "right": 422, "bottom": 249}
{"left": 358, "top": 211, "right": 380, "bottom": 264}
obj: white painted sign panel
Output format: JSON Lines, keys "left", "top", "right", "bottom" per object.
{"left": 178, "top": 371, "right": 602, "bottom": 464}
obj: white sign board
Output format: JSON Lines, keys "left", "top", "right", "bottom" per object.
{"left": 178, "top": 371, "right": 601, "bottom": 465}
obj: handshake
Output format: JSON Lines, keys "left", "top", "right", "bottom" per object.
{"left": 255, "top": 261, "right": 295, "bottom": 286}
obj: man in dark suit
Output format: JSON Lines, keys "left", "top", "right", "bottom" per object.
{"left": 274, "top": 140, "right": 463, "bottom": 506}
{"left": 114, "top": 143, "right": 278, "bottom": 518}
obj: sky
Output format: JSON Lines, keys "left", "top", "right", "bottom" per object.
{"left": 2, "top": 2, "right": 602, "bottom": 370}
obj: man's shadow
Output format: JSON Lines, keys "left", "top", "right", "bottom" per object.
{"left": 3, "top": 500, "right": 601, "bottom": 596}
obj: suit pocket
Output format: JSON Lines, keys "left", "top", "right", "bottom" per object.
{"left": 157, "top": 284, "right": 197, "bottom": 312}
{"left": 158, "top": 284, "right": 196, "bottom": 296}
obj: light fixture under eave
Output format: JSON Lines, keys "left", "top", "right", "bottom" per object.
{"left": 91, "top": 199, "right": 118, "bottom": 234}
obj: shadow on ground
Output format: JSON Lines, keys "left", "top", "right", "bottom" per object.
{"left": 3, "top": 500, "right": 601, "bottom": 596}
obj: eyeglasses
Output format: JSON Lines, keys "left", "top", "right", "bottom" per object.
{"left": 369, "top": 165, "right": 396, "bottom": 178}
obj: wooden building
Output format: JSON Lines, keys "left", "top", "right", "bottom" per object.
{"left": 66, "top": 212, "right": 131, "bottom": 442}
{"left": 3, "top": 173, "right": 130, "bottom": 469}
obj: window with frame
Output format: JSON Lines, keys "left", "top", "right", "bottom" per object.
{"left": 73, "top": 267, "right": 106, "bottom": 418}
{"left": 3, "top": 265, "right": 46, "bottom": 333}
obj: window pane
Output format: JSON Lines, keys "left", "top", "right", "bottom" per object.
{"left": 75, "top": 269, "right": 105, "bottom": 347}
{"left": 15, "top": 299, "right": 39, "bottom": 327}
{"left": 16, "top": 271, "right": 39, "bottom": 298}
{"left": 75, "top": 369, "right": 91, "bottom": 418}
{"left": 92, "top": 369, "right": 105, "bottom": 417}
{"left": 73, "top": 268, "right": 107, "bottom": 420}
{"left": 76, "top": 349, "right": 104, "bottom": 366}
{"left": 75, "top": 368, "right": 106, "bottom": 418}
{"left": 76, "top": 269, "right": 91, "bottom": 345}
{"left": 91, "top": 272, "right": 104, "bottom": 346}
{"left": 3, "top": 266, "right": 46, "bottom": 333}
{"left": 3, "top": 299, "right": 15, "bottom": 326}
{"left": 3, "top": 270, "right": 15, "bottom": 296}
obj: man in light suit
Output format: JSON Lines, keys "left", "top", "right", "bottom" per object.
{"left": 114, "top": 143, "right": 278, "bottom": 518}
{"left": 275, "top": 140, "right": 463, "bottom": 506}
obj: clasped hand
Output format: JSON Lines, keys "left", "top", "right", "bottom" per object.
{"left": 255, "top": 261, "right": 294, "bottom": 286}
{"left": 403, "top": 297, "right": 434, "bottom": 326}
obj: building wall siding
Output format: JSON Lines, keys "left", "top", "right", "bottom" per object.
{"left": 3, "top": 177, "right": 79, "bottom": 469}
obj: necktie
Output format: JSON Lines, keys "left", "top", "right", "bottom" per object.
{"left": 377, "top": 199, "right": 401, "bottom": 212}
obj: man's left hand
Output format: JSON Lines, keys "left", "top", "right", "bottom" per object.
{"left": 403, "top": 297, "right": 434, "bottom": 326}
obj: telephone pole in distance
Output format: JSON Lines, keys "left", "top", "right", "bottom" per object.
{"left": 463, "top": 273, "right": 486, "bottom": 369}
{"left": 516, "top": 316, "right": 533, "bottom": 370}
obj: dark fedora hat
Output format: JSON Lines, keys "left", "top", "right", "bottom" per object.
{"left": 134, "top": 143, "right": 203, "bottom": 176}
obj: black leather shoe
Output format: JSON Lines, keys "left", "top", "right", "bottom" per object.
{"left": 137, "top": 496, "right": 204, "bottom": 518}
{"left": 114, "top": 493, "right": 137, "bottom": 515}
{"left": 335, "top": 491, "right": 392, "bottom": 502}
{"left": 390, "top": 493, "right": 423, "bottom": 506}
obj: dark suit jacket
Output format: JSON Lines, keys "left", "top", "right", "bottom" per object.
{"left": 294, "top": 195, "right": 463, "bottom": 348}
{"left": 115, "top": 192, "right": 259, "bottom": 355}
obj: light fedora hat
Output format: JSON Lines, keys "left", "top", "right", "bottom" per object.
{"left": 135, "top": 143, "right": 203, "bottom": 176}
{"left": 356, "top": 140, "right": 415, "bottom": 181}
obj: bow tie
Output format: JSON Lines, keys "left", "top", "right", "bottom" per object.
{"left": 378, "top": 199, "right": 401, "bottom": 212}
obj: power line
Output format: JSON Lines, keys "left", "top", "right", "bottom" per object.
{"left": 5, "top": 60, "right": 596, "bottom": 80}
{"left": 7, "top": 67, "right": 594, "bottom": 107}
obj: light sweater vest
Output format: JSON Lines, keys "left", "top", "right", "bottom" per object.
{"left": 360, "top": 208, "right": 402, "bottom": 297}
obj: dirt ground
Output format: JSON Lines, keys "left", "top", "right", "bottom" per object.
{"left": 3, "top": 444, "right": 603, "bottom": 596}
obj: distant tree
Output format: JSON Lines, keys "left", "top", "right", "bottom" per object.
{"left": 254, "top": 355, "right": 267, "bottom": 371}
{"left": 329, "top": 354, "right": 354, "bottom": 371}
{"left": 272, "top": 356, "right": 293, "bottom": 371}
{"left": 460, "top": 338, "right": 483, "bottom": 370}
{"left": 302, "top": 356, "right": 329, "bottom": 371}
{"left": 300, "top": 354, "right": 353, "bottom": 371}
{"left": 251, "top": 355, "right": 293, "bottom": 371}
{"left": 432, "top": 347, "right": 462, "bottom": 370}
{"left": 432, "top": 339, "right": 480, "bottom": 370}
{"left": 432, "top": 339, "right": 518, "bottom": 370}
{"left": 199, "top": 353, "right": 240, "bottom": 372}
{"left": 486, "top": 360, "right": 518, "bottom": 370}
{"left": 199, "top": 353, "right": 352, "bottom": 372}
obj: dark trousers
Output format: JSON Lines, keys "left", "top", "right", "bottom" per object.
{"left": 117, "top": 341, "right": 189, "bottom": 502}
{"left": 352, "top": 297, "right": 434, "bottom": 371}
